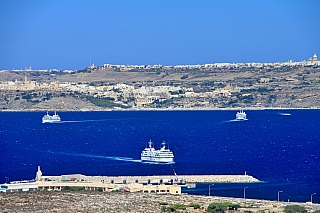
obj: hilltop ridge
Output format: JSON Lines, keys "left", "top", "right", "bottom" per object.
{"left": 1, "top": 59, "right": 320, "bottom": 111}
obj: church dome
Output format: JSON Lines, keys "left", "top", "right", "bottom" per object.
{"left": 313, "top": 53, "right": 318, "bottom": 61}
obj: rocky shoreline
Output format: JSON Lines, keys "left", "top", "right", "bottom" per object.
{"left": 0, "top": 108, "right": 318, "bottom": 112}
{"left": 0, "top": 101, "right": 319, "bottom": 113}
{"left": 1, "top": 191, "right": 320, "bottom": 213}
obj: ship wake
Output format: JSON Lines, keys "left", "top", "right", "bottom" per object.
{"left": 48, "top": 151, "right": 175, "bottom": 164}
{"left": 227, "top": 119, "right": 249, "bottom": 122}
{"left": 48, "top": 151, "right": 142, "bottom": 163}
{"left": 58, "top": 119, "right": 110, "bottom": 123}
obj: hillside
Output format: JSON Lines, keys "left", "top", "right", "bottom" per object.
{"left": 1, "top": 66, "right": 320, "bottom": 111}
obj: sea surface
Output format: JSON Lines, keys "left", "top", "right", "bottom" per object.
{"left": 1, "top": 110, "right": 320, "bottom": 203}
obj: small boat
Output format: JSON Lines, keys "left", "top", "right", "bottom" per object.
{"left": 280, "top": 113, "right": 291, "bottom": 116}
{"left": 42, "top": 111, "right": 61, "bottom": 123}
{"left": 236, "top": 110, "right": 247, "bottom": 120}
{"left": 141, "top": 140, "right": 174, "bottom": 163}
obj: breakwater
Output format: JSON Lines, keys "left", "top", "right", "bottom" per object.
{"left": 176, "top": 174, "right": 259, "bottom": 183}
{"left": 44, "top": 173, "right": 259, "bottom": 185}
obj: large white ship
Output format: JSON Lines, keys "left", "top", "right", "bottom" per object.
{"left": 141, "top": 140, "right": 174, "bottom": 163}
{"left": 236, "top": 110, "right": 247, "bottom": 120}
{"left": 42, "top": 111, "right": 61, "bottom": 123}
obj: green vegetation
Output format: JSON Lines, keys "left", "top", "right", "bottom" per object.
{"left": 284, "top": 205, "right": 307, "bottom": 213}
{"left": 22, "top": 92, "right": 39, "bottom": 99}
{"left": 207, "top": 202, "right": 240, "bottom": 213}
{"left": 20, "top": 92, "right": 41, "bottom": 103}
{"left": 181, "top": 74, "right": 188, "bottom": 79}
{"left": 159, "top": 202, "right": 168, "bottom": 205}
{"left": 167, "top": 204, "right": 186, "bottom": 212}
{"left": 187, "top": 203, "right": 201, "bottom": 209}
{"left": 22, "top": 94, "right": 33, "bottom": 99}
{"left": 86, "top": 96, "right": 130, "bottom": 109}
{"left": 165, "top": 203, "right": 201, "bottom": 212}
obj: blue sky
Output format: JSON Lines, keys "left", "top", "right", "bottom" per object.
{"left": 0, "top": 0, "right": 319, "bottom": 70}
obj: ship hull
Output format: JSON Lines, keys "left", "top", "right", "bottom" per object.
{"left": 236, "top": 117, "right": 246, "bottom": 120}
{"left": 141, "top": 156, "right": 174, "bottom": 163}
{"left": 42, "top": 119, "right": 60, "bottom": 123}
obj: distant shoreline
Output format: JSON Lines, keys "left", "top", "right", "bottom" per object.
{"left": 0, "top": 107, "right": 319, "bottom": 112}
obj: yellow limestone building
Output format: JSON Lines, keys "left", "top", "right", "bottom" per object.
{"left": 36, "top": 166, "right": 181, "bottom": 194}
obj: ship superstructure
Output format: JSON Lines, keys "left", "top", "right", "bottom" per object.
{"left": 236, "top": 110, "right": 247, "bottom": 120}
{"left": 141, "top": 140, "right": 174, "bottom": 163}
{"left": 42, "top": 111, "right": 61, "bottom": 123}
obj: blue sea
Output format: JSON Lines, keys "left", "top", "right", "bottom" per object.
{"left": 1, "top": 110, "right": 320, "bottom": 203}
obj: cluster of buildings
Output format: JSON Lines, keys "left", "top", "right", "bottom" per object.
{"left": 2, "top": 54, "right": 319, "bottom": 73}
{"left": 101, "top": 54, "right": 320, "bottom": 70}
{"left": 0, "top": 76, "right": 60, "bottom": 91}
{"left": 0, "top": 166, "right": 182, "bottom": 194}
{"left": 0, "top": 76, "right": 235, "bottom": 107}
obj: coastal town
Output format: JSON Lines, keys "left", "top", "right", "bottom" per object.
{"left": 0, "top": 54, "right": 320, "bottom": 111}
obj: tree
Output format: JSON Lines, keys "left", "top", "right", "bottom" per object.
{"left": 159, "top": 202, "right": 168, "bottom": 205}
{"left": 181, "top": 74, "right": 188, "bottom": 79}
{"left": 207, "top": 202, "right": 239, "bottom": 213}
{"left": 86, "top": 96, "right": 130, "bottom": 109}
{"left": 22, "top": 94, "right": 32, "bottom": 100}
{"left": 167, "top": 204, "right": 186, "bottom": 212}
{"left": 187, "top": 203, "right": 201, "bottom": 209}
{"left": 284, "top": 205, "right": 307, "bottom": 213}
{"left": 207, "top": 202, "right": 227, "bottom": 213}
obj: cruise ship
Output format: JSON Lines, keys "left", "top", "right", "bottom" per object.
{"left": 236, "top": 110, "right": 247, "bottom": 120}
{"left": 141, "top": 140, "right": 174, "bottom": 163}
{"left": 42, "top": 111, "right": 61, "bottom": 123}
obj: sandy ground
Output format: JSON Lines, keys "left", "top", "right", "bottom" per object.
{"left": 1, "top": 191, "right": 320, "bottom": 213}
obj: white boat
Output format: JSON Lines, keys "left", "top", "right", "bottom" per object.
{"left": 236, "top": 110, "right": 247, "bottom": 120}
{"left": 141, "top": 140, "right": 174, "bottom": 163}
{"left": 280, "top": 113, "right": 291, "bottom": 116}
{"left": 42, "top": 111, "right": 61, "bottom": 123}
